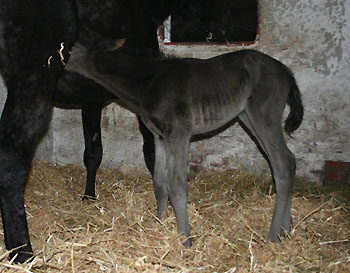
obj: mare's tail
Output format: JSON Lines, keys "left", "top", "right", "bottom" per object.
{"left": 284, "top": 78, "right": 304, "bottom": 135}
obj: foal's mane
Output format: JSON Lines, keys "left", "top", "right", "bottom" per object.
{"left": 93, "top": 45, "right": 183, "bottom": 81}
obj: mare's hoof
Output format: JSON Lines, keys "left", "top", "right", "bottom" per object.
{"left": 10, "top": 249, "right": 33, "bottom": 264}
{"left": 82, "top": 194, "right": 97, "bottom": 201}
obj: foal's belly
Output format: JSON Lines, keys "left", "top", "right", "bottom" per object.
{"left": 185, "top": 67, "right": 250, "bottom": 135}
{"left": 191, "top": 99, "right": 246, "bottom": 135}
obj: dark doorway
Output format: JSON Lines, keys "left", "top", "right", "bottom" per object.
{"left": 169, "top": 0, "right": 258, "bottom": 43}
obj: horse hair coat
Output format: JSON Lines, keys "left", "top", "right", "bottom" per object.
{"left": 0, "top": 0, "right": 184, "bottom": 262}
{"left": 66, "top": 42, "right": 304, "bottom": 248}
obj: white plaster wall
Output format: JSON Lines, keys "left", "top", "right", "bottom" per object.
{"left": 157, "top": 0, "right": 350, "bottom": 182}
{"left": 0, "top": 0, "right": 349, "bottom": 182}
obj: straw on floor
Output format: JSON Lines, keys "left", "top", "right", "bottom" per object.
{"left": 1, "top": 160, "right": 349, "bottom": 272}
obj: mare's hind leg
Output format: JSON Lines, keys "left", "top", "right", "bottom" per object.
{"left": 137, "top": 116, "right": 155, "bottom": 176}
{"left": 81, "top": 112, "right": 155, "bottom": 200}
{"left": 239, "top": 110, "right": 296, "bottom": 242}
{"left": 82, "top": 104, "right": 103, "bottom": 200}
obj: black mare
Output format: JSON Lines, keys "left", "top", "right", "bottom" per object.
{"left": 66, "top": 43, "right": 304, "bottom": 248}
{"left": 0, "top": 0, "right": 184, "bottom": 262}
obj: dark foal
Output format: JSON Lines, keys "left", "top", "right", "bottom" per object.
{"left": 67, "top": 43, "right": 303, "bottom": 247}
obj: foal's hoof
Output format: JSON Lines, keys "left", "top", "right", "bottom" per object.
{"left": 267, "top": 231, "right": 284, "bottom": 243}
{"left": 156, "top": 210, "right": 168, "bottom": 219}
{"left": 183, "top": 238, "right": 192, "bottom": 248}
{"left": 267, "top": 236, "right": 281, "bottom": 243}
{"left": 82, "top": 194, "right": 97, "bottom": 201}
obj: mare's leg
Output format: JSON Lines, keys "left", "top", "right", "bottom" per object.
{"left": 81, "top": 112, "right": 155, "bottom": 199}
{"left": 82, "top": 104, "right": 103, "bottom": 200}
{"left": 0, "top": 1, "right": 78, "bottom": 262}
{"left": 81, "top": 111, "right": 155, "bottom": 200}
{"left": 0, "top": 83, "right": 55, "bottom": 262}
{"left": 54, "top": 71, "right": 114, "bottom": 200}
{"left": 137, "top": 116, "right": 155, "bottom": 176}
{"left": 239, "top": 110, "right": 295, "bottom": 242}
{"left": 163, "top": 136, "right": 192, "bottom": 247}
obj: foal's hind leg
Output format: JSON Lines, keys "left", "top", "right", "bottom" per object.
{"left": 239, "top": 110, "right": 296, "bottom": 242}
{"left": 82, "top": 104, "right": 103, "bottom": 200}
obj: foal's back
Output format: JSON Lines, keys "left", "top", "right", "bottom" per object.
{"left": 141, "top": 50, "right": 288, "bottom": 136}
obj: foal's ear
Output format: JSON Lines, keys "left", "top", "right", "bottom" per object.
{"left": 110, "top": 38, "right": 126, "bottom": 51}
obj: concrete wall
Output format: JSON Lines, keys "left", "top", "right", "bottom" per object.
{"left": 1, "top": 0, "right": 349, "bottom": 182}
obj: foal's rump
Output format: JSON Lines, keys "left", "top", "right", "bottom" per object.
{"left": 173, "top": 50, "right": 303, "bottom": 137}
{"left": 241, "top": 50, "right": 303, "bottom": 134}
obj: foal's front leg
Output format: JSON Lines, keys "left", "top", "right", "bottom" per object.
{"left": 164, "top": 136, "right": 192, "bottom": 247}
{"left": 153, "top": 137, "right": 168, "bottom": 218}
{"left": 152, "top": 134, "right": 192, "bottom": 246}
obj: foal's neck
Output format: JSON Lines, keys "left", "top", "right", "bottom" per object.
{"left": 91, "top": 51, "right": 169, "bottom": 112}
{"left": 67, "top": 44, "right": 163, "bottom": 113}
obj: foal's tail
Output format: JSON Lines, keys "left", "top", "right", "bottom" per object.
{"left": 284, "top": 78, "right": 304, "bottom": 135}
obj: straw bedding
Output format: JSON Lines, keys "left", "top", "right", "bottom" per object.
{"left": 1, "top": 160, "right": 349, "bottom": 272}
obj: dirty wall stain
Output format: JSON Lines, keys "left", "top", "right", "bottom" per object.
{"left": 259, "top": 0, "right": 345, "bottom": 75}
